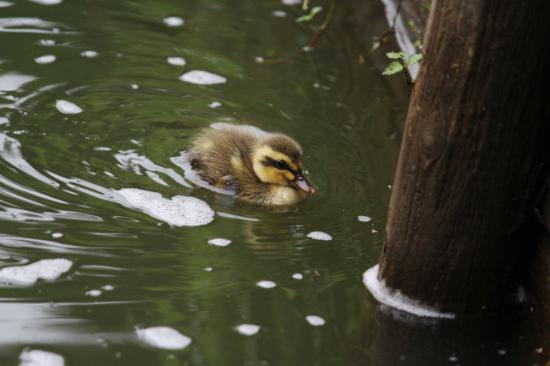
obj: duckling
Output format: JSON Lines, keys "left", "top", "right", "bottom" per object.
{"left": 188, "top": 123, "right": 315, "bottom": 205}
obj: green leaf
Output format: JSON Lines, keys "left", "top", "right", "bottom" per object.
{"left": 296, "top": 6, "right": 323, "bottom": 23}
{"left": 302, "top": 0, "right": 309, "bottom": 11}
{"left": 382, "top": 60, "right": 404, "bottom": 75}
{"left": 414, "top": 39, "right": 423, "bottom": 49}
{"left": 386, "top": 51, "right": 404, "bottom": 60}
{"left": 406, "top": 53, "right": 423, "bottom": 66}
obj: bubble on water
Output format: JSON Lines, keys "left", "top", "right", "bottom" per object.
{"left": 0, "top": 73, "right": 36, "bottom": 92}
{"left": 272, "top": 10, "right": 287, "bottom": 17}
{"left": 179, "top": 70, "right": 226, "bottom": 85}
{"left": 235, "top": 324, "right": 260, "bottom": 336}
{"left": 449, "top": 355, "right": 458, "bottom": 362}
{"left": 306, "top": 231, "right": 332, "bottom": 241}
{"left": 166, "top": 56, "right": 186, "bottom": 66}
{"left": 136, "top": 326, "right": 191, "bottom": 350}
{"left": 116, "top": 188, "right": 214, "bottom": 227}
{"left": 292, "top": 273, "right": 303, "bottom": 280}
{"left": 282, "top": 0, "right": 301, "bottom": 5}
{"left": 55, "top": 100, "right": 82, "bottom": 114}
{"left": 130, "top": 83, "right": 139, "bottom": 90}
{"left": 0, "top": 258, "right": 72, "bottom": 286}
{"left": 93, "top": 146, "right": 111, "bottom": 152}
{"left": 497, "top": 349, "right": 507, "bottom": 356}
{"left": 208, "top": 101, "right": 221, "bottom": 108}
{"left": 371, "top": 229, "right": 378, "bottom": 234}
{"left": 51, "top": 232, "right": 63, "bottom": 238}
{"left": 363, "top": 264, "right": 455, "bottom": 319}
{"left": 19, "top": 349, "right": 64, "bottom": 366}
{"left": 0, "top": 1, "right": 13, "bottom": 8}
{"left": 85, "top": 289, "right": 101, "bottom": 297}
{"left": 34, "top": 55, "right": 55, "bottom": 65}
{"left": 207, "top": 238, "right": 231, "bottom": 247}
{"left": 357, "top": 215, "right": 372, "bottom": 222}
{"left": 28, "top": 0, "right": 62, "bottom": 5}
{"left": 163, "top": 16, "right": 184, "bottom": 27}
{"left": 256, "top": 280, "right": 276, "bottom": 289}
{"left": 101, "top": 284, "right": 114, "bottom": 291}
{"left": 81, "top": 50, "right": 98, "bottom": 58}
{"left": 38, "top": 39, "right": 55, "bottom": 46}
{"left": 305, "top": 315, "right": 325, "bottom": 326}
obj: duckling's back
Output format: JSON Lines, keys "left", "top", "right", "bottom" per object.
{"left": 188, "top": 124, "right": 260, "bottom": 186}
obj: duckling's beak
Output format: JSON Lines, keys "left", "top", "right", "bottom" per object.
{"left": 291, "top": 172, "right": 316, "bottom": 195}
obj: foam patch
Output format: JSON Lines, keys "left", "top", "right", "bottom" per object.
{"left": 0, "top": 258, "right": 72, "bottom": 286}
{"left": 117, "top": 188, "right": 214, "bottom": 227}
{"left": 207, "top": 238, "right": 231, "bottom": 247}
{"left": 179, "top": 70, "right": 226, "bottom": 85}
{"left": 363, "top": 264, "right": 455, "bottom": 319}
{"left": 136, "top": 326, "right": 191, "bottom": 350}
{"left": 19, "top": 349, "right": 64, "bottom": 366}
{"left": 305, "top": 315, "right": 325, "bottom": 326}
{"left": 235, "top": 324, "right": 260, "bottom": 336}
{"left": 306, "top": 231, "right": 332, "bottom": 241}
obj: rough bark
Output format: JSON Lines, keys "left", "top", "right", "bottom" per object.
{"left": 378, "top": 0, "right": 550, "bottom": 313}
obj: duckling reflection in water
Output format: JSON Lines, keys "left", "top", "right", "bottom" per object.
{"left": 188, "top": 123, "right": 315, "bottom": 205}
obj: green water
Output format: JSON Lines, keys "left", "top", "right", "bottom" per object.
{"left": 2, "top": 1, "right": 541, "bottom": 366}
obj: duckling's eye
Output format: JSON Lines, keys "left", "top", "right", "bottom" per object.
{"left": 275, "top": 160, "right": 287, "bottom": 170}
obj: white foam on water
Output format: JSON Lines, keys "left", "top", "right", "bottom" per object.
{"left": 179, "top": 70, "right": 226, "bottom": 85}
{"left": 34, "top": 55, "right": 55, "bottom": 64}
{"left": 166, "top": 56, "right": 186, "bottom": 66}
{"left": 208, "top": 101, "right": 221, "bottom": 108}
{"left": 55, "top": 100, "right": 82, "bottom": 114}
{"left": 282, "top": 0, "right": 301, "bottom": 5}
{"left": 19, "top": 349, "right": 64, "bottom": 366}
{"left": 0, "top": 1, "right": 13, "bottom": 8}
{"left": 101, "top": 284, "right": 114, "bottom": 291}
{"left": 357, "top": 215, "right": 372, "bottom": 222}
{"left": 81, "top": 50, "right": 98, "bottom": 58}
{"left": 235, "top": 324, "right": 260, "bottom": 336}
{"left": 207, "top": 238, "right": 231, "bottom": 247}
{"left": 0, "top": 73, "right": 36, "bottom": 92}
{"left": 0, "top": 116, "right": 9, "bottom": 125}
{"left": 272, "top": 10, "right": 287, "bottom": 17}
{"left": 203, "top": 267, "right": 213, "bottom": 272}
{"left": 292, "top": 273, "right": 303, "bottom": 280}
{"left": 256, "top": 280, "right": 276, "bottom": 289}
{"left": 28, "top": 0, "right": 62, "bottom": 5}
{"left": 305, "top": 315, "right": 325, "bottom": 326}
{"left": 163, "top": 16, "right": 184, "bottom": 27}
{"left": 0, "top": 258, "right": 72, "bottom": 286}
{"left": 85, "top": 289, "right": 101, "bottom": 297}
{"left": 38, "top": 39, "right": 55, "bottom": 46}
{"left": 51, "top": 232, "right": 63, "bottom": 238}
{"left": 136, "top": 326, "right": 191, "bottom": 350}
{"left": 307, "top": 231, "right": 332, "bottom": 241}
{"left": 130, "top": 83, "right": 139, "bottom": 90}
{"left": 116, "top": 188, "right": 214, "bottom": 227}
{"left": 363, "top": 264, "right": 455, "bottom": 319}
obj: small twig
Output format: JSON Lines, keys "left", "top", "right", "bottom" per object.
{"left": 307, "top": 0, "right": 336, "bottom": 48}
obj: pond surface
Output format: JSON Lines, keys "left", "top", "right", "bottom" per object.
{"left": 0, "top": 1, "right": 542, "bottom": 366}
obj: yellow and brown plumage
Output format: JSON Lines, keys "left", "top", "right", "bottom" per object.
{"left": 188, "top": 123, "right": 315, "bottom": 205}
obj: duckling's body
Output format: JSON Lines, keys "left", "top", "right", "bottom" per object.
{"left": 188, "top": 123, "right": 315, "bottom": 205}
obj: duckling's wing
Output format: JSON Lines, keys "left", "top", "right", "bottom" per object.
{"left": 214, "top": 175, "right": 240, "bottom": 192}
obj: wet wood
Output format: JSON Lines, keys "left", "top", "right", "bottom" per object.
{"left": 378, "top": 0, "right": 550, "bottom": 313}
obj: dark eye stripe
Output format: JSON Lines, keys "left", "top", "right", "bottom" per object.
{"left": 264, "top": 157, "right": 289, "bottom": 170}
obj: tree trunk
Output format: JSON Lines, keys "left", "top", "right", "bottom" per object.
{"left": 378, "top": 0, "right": 550, "bottom": 313}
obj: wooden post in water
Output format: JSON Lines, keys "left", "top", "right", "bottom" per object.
{"left": 377, "top": 0, "right": 550, "bottom": 313}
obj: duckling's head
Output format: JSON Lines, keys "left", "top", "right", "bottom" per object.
{"left": 251, "top": 134, "right": 315, "bottom": 195}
